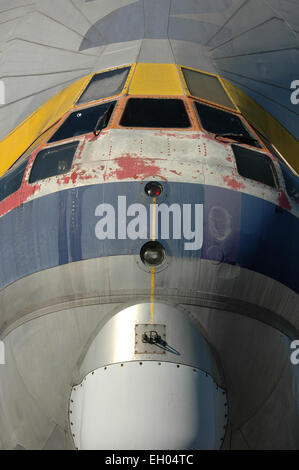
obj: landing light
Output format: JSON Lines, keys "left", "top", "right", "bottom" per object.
{"left": 140, "top": 241, "right": 165, "bottom": 266}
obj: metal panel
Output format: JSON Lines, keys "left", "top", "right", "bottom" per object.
{"left": 170, "top": 40, "right": 218, "bottom": 72}
{"left": 143, "top": 0, "right": 171, "bottom": 39}
{"left": 0, "top": 302, "right": 116, "bottom": 449}
{"left": 212, "top": 17, "right": 298, "bottom": 57}
{"left": 190, "top": 305, "right": 299, "bottom": 449}
{"left": 90, "top": 41, "right": 140, "bottom": 72}
{"left": 79, "top": 303, "right": 221, "bottom": 381}
{"left": 138, "top": 39, "right": 174, "bottom": 63}
{"left": 0, "top": 255, "right": 298, "bottom": 341}
{"left": 135, "top": 323, "right": 166, "bottom": 354}
{"left": 79, "top": 1, "right": 144, "bottom": 49}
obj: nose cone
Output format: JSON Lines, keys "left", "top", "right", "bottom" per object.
{"left": 70, "top": 360, "right": 227, "bottom": 450}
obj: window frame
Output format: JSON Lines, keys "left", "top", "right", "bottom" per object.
{"left": 74, "top": 64, "right": 133, "bottom": 107}
{"left": 28, "top": 140, "right": 81, "bottom": 185}
{"left": 192, "top": 99, "right": 265, "bottom": 151}
{"left": 179, "top": 65, "right": 238, "bottom": 112}
{"left": 0, "top": 155, "right": 30, "bottom": 202}
{"left": 232, "top": 144, "right": 279, "bottom": 190}
{"left": 45, "top": 98, "right": 119, "bottom": 146}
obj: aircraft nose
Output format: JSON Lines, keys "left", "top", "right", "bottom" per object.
{"left": 69, "top": 303, "right": 228, "bottom": 449}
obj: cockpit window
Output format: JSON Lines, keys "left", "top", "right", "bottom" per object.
{"left": 48, "top": 101, "right": 116, "bottom": 143}
{"left": 120, "top": 98, "right": 191, "bottom": 128}
{"left": 77, "top": 67, "right": 130, "bottom": 105}
{"left": 182, "top": 67, "right": 236, "bottom": 110}
{"left": 279, "top": 163, "right": 299, "bottom": 204}
{"left": 0, "top": 156, "right": 29, "bottom": 202}
{"left": 194, "top": 101, "right": 261, "bottom": 148}
{"left": 232, "top": 145, "right": 277, "bottom": 188}
{"left": 29, "top": 141, "right": 79, "bottom": 183}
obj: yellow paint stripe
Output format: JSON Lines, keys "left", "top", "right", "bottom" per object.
{"left": 129, "top": 63, "right": 184, "bottom": 96}
{"left": 222, "top": 78, "right": 299, "bottom": 174}
{"left": 218, "top": 75, "right": 240, "bottom": 112}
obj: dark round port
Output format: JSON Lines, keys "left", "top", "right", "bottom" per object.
{"left": 145, "top": 181, "right": 163, "bottom": 197}
{"left": 140, "top": 241, "right": 165, "bottom": 266}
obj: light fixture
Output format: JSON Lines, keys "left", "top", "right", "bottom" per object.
{"left": 140, "top": 241, "right": 165, "bottom": 266}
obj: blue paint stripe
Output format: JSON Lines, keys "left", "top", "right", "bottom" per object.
{"left": 238, "top": 194, "right": 299, "bottom": 294}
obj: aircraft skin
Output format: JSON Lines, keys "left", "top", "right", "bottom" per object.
{"left": 0, "top": 0, "right": 298, "bottom": 450}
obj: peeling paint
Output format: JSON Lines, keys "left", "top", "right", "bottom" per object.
{"left": 278, "top": 190, "right": 292, "bottom": 211}
{"left": 75, "top": 141, "right": 85, "bottom": 160}
{"left": 222, "top": 175, "right": 246, "bottom": 191}
{"left": 0, "top": 127, "right": 295, "bottom": 219}
{"left": 170, "top": 169, "right": 182, "bottom": 176}
{"left": 105, "top": 153, "right": 161, "bottom": 181}
{"left": 58, "top": 168, "right": 95, "bottom": 185}
{"left": 0, "top": 180, "right": 40, "bottom": 217}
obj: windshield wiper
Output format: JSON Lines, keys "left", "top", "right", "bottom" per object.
{"left": 93, "top": 104, "right": 114, "bottom": 136}
{"left": 215, "top": 133, "right": 259, "bottom": 146}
